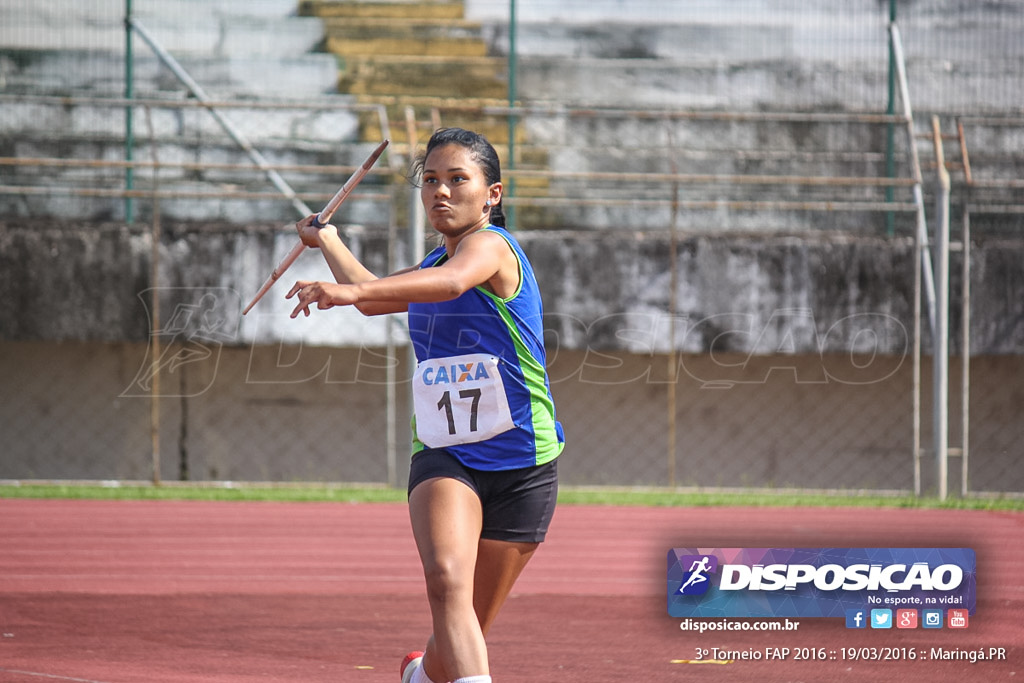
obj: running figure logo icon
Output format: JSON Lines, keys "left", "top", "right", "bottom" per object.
{"left": 677, "top": 555, "right": 718, "bottom": 595}
{"left": 121, "top": 289, "right": 239, "bottom": 398}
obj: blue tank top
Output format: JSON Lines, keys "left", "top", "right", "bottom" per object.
{"left": 408, "top": 226, "right": 564, "bottom": 470}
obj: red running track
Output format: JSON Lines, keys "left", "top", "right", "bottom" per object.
{"left": 0, "top": 498, "right": 1020, "bottom": 682}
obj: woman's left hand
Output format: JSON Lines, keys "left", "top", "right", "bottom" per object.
{"left": 286, "top": 280, "right": 358, "bottom": 318}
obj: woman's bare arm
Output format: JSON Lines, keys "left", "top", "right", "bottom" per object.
{"left": 288, "top": 230, "right": 512, "bottom": 318}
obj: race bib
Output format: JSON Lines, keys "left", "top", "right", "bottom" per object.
{"left": 413, "top": 353, "right": 515, "bottom": 448}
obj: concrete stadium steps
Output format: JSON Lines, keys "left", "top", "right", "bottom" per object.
{"left": 508, "top": 198, "right": 914, "bottom": 234}
{"left": 0, "top": 0, "right": 366, "bottom": 223}
{"left": 527, "top": 115, "right": 909, "bottom": 179}
{"left": 299, "top": 0, "right": 465, "bottom": 20}
{"left": 297, "top": 0, "right": 551, "bottom": 199}
{"left": 1, "top": 0, "right": 320, "bottom": 43}
{"left": 0, "top": 0, "right": 334, "bottom": 93}
{"left": 129, "top": 16, "right": 325, "bottom": 60}
{"left": 323, "top": 18, "right": 487, "bottom": 57}
{"left": 487, "top": 21, "right": 804, "bottom": 62}
{"left": 511, "top": 112, "right": 1023, "bottom": 232}
{"left": 352, "top": 102, "right": 545, "bottom": 202}
{"left": 2, "top": 1, "right": 1017, "bottom": 231}
{"left": 296, "top": 0, "right": 903, "bottom": 231}
{"left": 511, "top": 114, "right": 916, "bottom": 232}
{"left": 337, "top": 54, "right": 507, "bottom": 100}
{"left": 0, "top": 50, "right": 338, "bottom": 99}
{"left": 351, "top": 97, "right": 550, "bottom": 203}
{"left": 132, "top": 0, "right": 311, "bottom": 20}
{"left": 358, "top": 97, "right": 518, "bottom": 147}
{"left": 309, "top": 2, "right": 504, "bottom": 106}
{"left": 510, "top": 52, "right": 1024, "bottom": 116}
{"left": 0, "top": 98, "right": 390, "bottom": 224}
{"left": 301, "top": 0, "right": 508, "bottom": 142}
{"left": 516, "top": 56, "right": 888, "bottom": 112}
{"left": 0, "top": 98, "right": 362, "bottom": 148}
{"left": 0, "top": 0, "right": 338, "bottom": 99}
{"left": 1, "top": 157, "right": 390, "bottom": 226}
{"left": 0, "top": 16, "right": 327, "bottom": 59}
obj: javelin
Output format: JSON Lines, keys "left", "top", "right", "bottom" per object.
{"left": 242, "top": 139, "right": 389, "bottom": 315}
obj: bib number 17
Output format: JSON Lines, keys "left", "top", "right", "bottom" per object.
{"left": 413, "top": 354, "right": 515, "bottom": 448}
{"left": 437, "top": 388, "right": 482, "bottom": 435}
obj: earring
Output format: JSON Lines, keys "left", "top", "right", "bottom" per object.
{"left": 485, "top": 200, "right": 493, "bottom": 206}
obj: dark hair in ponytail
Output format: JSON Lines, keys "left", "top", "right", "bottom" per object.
{"left": 411, "top": 127, "right": 505, "bottom": 228}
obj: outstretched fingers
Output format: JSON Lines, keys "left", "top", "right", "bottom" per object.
{"left": 286, "top": 280, "right": 335, "bottom": 318}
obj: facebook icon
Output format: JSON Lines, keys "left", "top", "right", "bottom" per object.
{"left": 846, "top": 609, "right": 867, "bottom": 629}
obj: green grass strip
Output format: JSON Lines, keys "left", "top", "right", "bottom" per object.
{"left": 1, "top": 482, "right": 1021, "bottom": 511}
{"left": 559, "top": 487, "right": 1024, "bottom": 511}
{"left": 0, "top": 482, "right": 405, "bottom": 504}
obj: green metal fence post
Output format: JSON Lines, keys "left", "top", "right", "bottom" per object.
{"left": 506, "top": 0, "right": 517, "bottom": 231}
{"left": 124, "top": 0, "right": 135, "bottom": 223}
{"left": 885, "top": 0, "right": 897, "bottom": 237}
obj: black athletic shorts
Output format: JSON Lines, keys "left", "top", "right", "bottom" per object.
{"left": 407, "top": 447, "right": 559, "bottom": 543}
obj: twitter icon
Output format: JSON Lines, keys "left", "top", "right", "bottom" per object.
{"left": 870, "top": 609, "right": 893, "bottom": 629}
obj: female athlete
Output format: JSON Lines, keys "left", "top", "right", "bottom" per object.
{"left": 286, "top": 128, "right": 564, "bottom": 683}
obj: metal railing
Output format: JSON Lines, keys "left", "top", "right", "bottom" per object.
{"left": 2, "top": 94, "right": 1023, "bottom": 495}
{"left": 0, "top": 94, "right": 397, "bottom": 228}
{"left": 1, "top": 95, "right": 935, "bottom": 231}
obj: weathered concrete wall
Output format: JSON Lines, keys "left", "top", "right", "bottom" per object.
{"left": 1, "top": 340, "right": 1021, "bottom": 492}
{"left": 2, "top": 221, "right": 1022, "bottom": 355}
{"left": 1, "top": 221, "right": 1021, "bottom": 490}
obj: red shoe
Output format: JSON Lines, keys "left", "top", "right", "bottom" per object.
{"left": 400, "top": 651, "right": 424, "bottom": 683}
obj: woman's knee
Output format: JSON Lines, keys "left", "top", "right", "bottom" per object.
{"left": 421, "top": 554, "right": 474, "bottom": 604}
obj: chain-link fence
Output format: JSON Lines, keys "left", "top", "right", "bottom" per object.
{"left": 1, "top": 0, "right": 1022, "bottom": 496}
{"left": 3, "top": 197, "right": 1020, "bottom": 496}
{"left": 3, "top": 1, "right": 1022, "bottom": 111}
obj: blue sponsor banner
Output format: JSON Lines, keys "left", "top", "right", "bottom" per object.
{"left": 667, "top": 548, "right": 976, "bottom": 619}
